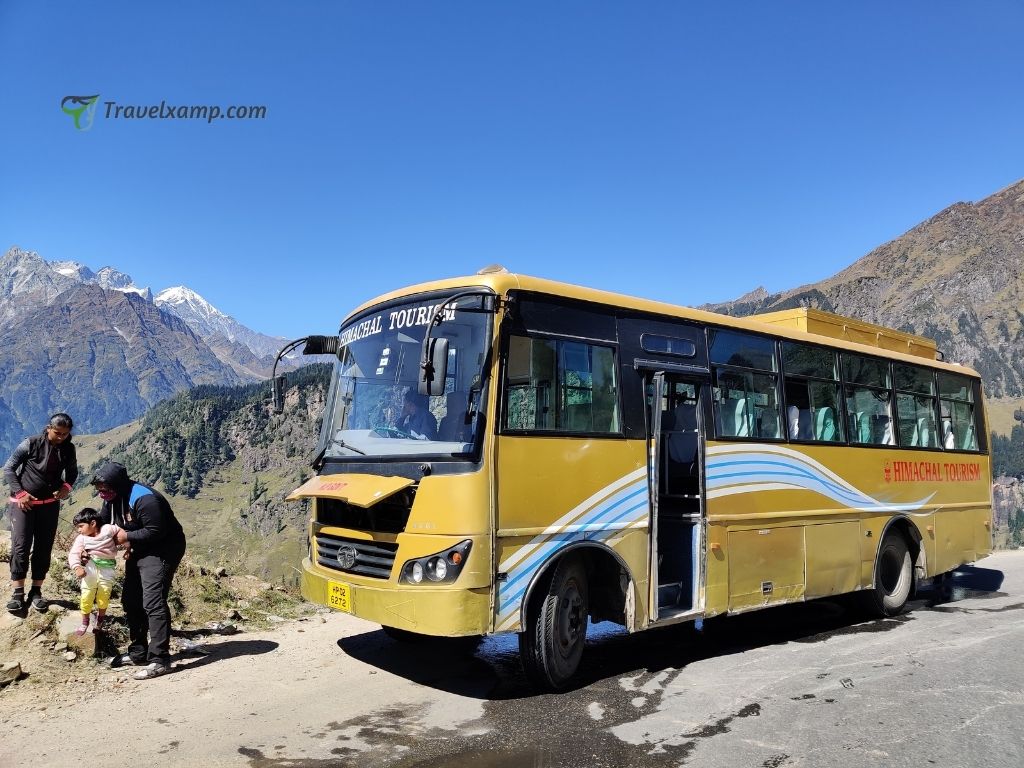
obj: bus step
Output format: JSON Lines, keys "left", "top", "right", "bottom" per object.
{"left": 658, "top": 582, "right": 682, "bottom": 608}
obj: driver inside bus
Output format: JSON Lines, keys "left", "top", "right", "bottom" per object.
{"left": 397, "top": 390, "right": 438, "bottom": 440}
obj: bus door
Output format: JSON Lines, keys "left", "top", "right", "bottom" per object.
{"left": 648, "top": 371, "right": 707, "bottom": 622}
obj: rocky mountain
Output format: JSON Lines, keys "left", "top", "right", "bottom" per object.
{"left": 155, "top": 286, "right": 287, "bottom": 360}
{"left": 0, "top": 246, "right": 291, "bottom": 456}
{"left": 50, "top": 260, "right": 153, "bottom": 300}
{"left": 0, "top": 283, "right": 243, "bottom": 454}
{"left": 0, "top": 247, "right": 79, "bottom": 323}
{"left": 702, "top": 179, "right": 1024, "bottom": 399}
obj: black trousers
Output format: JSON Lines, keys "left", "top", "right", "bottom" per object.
{"left": 7, "top": 500, "right": 60, "bottom": 582}
{"left": 122, "top": 541, "right": 185, "bottom": 666}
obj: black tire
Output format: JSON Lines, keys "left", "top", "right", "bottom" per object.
{"left": 519, "top": 555, "right": 589, "bottom": 691}
{"left": 380, "top": 625, "right": 481, "bottom": 654}
{"left": 861, "top": 534, "right": 913, "bottom": 617}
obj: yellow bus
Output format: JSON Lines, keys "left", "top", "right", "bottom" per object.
{"left": 281, "top": 267, "right": 992, "bottom": 689}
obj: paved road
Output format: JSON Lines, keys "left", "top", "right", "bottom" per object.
{"left": 3, "top": 550, "right": 1022, "bottom": 767}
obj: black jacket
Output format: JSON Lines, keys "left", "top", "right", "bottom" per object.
{"left": 93, "top": 462, "right": 186, "bottom": 557}
{"left": 3, "top": 433, "right": 78, "bottom": 499}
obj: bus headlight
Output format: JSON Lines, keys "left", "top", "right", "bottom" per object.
{"left": 400, "top": 540, "right": 472, "bottom": 585}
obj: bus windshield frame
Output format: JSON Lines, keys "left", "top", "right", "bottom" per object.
{"left": 318, "top": 290, "right": 494, "bottom": 461}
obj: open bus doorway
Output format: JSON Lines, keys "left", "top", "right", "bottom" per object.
{"left": 647, "top": 372, "right": 707, "bottom": 622}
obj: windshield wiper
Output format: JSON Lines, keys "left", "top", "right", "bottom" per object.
{"left": 310, "top": 438, "right": 367, "bottom": 470}
{"left": 328, "top": 437, "right": 366, "bottom": 456}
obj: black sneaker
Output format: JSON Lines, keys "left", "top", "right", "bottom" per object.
{"left": 112, "top": 654, "right": 144, "bottom": 668}
{"left": 6, "top": 593, "right": 24, "bottom": 613}
{"left": 27, "top": 591, "right": 48, "bottom": 613}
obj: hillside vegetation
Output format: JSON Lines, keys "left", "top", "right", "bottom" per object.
{"left": 65, "top": 364, "right": 331, "bottom": 583}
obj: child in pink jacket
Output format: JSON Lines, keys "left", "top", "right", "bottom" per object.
{"left": 68, "top": 508, "right": 124, "bottom": 635}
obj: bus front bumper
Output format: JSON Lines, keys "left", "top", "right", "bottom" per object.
{"left": 300, "top": 557, "right": 492, "bottom": 637}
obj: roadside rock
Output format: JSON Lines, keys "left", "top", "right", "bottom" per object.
{"left": 0, "top": 661, "right": 21, "bottom": 686}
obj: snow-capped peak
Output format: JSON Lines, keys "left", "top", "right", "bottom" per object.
{"left": 154, "top": 285, "right": 229, "bottom": 320}
{"left": 47, "top": 260, "right": 151, "bottom": 300}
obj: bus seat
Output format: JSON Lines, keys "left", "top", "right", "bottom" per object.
{"left": 941, "top": 418, "right": 954, "bottom": 449}
{"left": 733, "top": 397, "right": 751, "bottom": 437}
{"left": 667, "top": 404, "right": 698, "bottom": 466}
{"left": 880, "top": 415, "right": 894, "bottom": 445}
{"left": 758, "top": 407, "right": 779, "bottom": 438}
{"left": 438, "top": 392, "right": 471, "bottom": 441}
{"left": 814, "top": 407, "right": 836, "bottom": 441}
{"left": 959, "top": 423, "right": 977, "bottom": 450}
{"left": 717, "top": 397, "right": 737, "bottom": 436}
{"left": 798, "top": 409, "right": 813, "bottom": 441}
{"left": 916, "top": 416, "right": 932, "bottom": 447}
{"left": 849, "top": 411, "right": 870, "bottom": 444}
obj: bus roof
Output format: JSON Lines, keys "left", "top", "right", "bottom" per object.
{"left": 344, "top": 268, "right": 981, "bottom": 379}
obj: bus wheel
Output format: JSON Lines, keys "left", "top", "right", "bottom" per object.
{"left": 519, "top": 555, "right": 589, "bottom": 691}
{"left": 862, "top": 534, "right": 912, "bottom": 617}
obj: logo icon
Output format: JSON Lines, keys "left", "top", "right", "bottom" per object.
{"left": 884, "top": 461, "right": 892, "bottom": 483}
{"left": 61, "top": 95, "right": 100, "bottom": 131}
{"left": 336, "top": 546, "right": 358, "bottom": 570}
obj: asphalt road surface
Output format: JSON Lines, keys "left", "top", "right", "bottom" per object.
{"left": 3, "top": 550, "right": 1022, "bottom": 768}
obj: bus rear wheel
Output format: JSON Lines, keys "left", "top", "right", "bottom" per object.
{"left": 519, "top": 555, "right": 589, "bottom": 691}
{"left": 861, "top": 533, "right": 913, "bottom": 617}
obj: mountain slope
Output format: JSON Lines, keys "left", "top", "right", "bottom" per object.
{"left": 703, "top": 179, "right": 1024, "bottom": 398}
{"left": 155, "top": 285, "right": 288, "bottom": 360}
{"left": 68, "top": 364, "right": 331, "bottom": 580}
{"left": 0, "top": 284, "right": 243, "bottom": 454}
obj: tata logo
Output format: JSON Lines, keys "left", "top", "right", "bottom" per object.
{"left": 336, "top": 546, "right": 358, "bottom": 570}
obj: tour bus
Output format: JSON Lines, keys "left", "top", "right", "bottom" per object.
{"left": 280, "top": 267, "right": 992, "bottom": 689}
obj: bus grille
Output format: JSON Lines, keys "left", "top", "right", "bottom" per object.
{"left": 315, "top": 532, "right": 398, "bottom": 580}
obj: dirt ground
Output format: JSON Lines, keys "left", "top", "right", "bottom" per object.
{"left": 0, "top": 526, "right": 314, "bottom": 709}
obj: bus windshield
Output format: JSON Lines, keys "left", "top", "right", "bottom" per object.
{"left": 320, "top": 293, "right": 491, "bottom": 460}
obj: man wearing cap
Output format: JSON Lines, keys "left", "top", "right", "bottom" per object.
{"left": 91, "top": 461, "right": 186, "bottom": 680}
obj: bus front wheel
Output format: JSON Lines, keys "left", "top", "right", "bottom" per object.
{"left": 862, "top": 534, "right": 912, "bottom": 617}
{"left": 519, "top": 555, "right": 589, "bottom": 691}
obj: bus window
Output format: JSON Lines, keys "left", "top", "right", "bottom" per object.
{"left": 895, "top": 363, "right": 938, "bottom": 448}
{"left": 504, "top": 335, "right": 619, "bottom": 434}
{"left": 709, "top": 330, "right": 780, "bottom": 439}
{"left": 782, "top": 342, "right": 843, "bottom": 443}
{"left": 843, "top": 353, "right": 894, "bottom": 446}
{"left": 938, "top": 371, "right": 979, "bottom": 451}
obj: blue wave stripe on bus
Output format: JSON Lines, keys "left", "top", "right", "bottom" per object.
{"left": 498, "top": 479, "right": 646, "bottom": 576}
{"left": 497, "top": 491, "right": 648, "bottom": 616}
{"left": 708, "top": 458, "right": 875, "bottom": 507}
{"left": 497, "top": 496, "right": 648, "bottom": 615}
{"left": 705, "top": 448, "right": 931, "bottom": 511}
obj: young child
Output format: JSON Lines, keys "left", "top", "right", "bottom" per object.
{"left": 68, "top": 508, "right": 124, "bottom": 636}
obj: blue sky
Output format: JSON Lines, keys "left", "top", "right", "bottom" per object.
{"left": 1, "top": 1, "right": 1022, "bottom": 340}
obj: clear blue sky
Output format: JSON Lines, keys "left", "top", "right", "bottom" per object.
{"left": 2, "top": 1, "right": 1022, "bottom": 339}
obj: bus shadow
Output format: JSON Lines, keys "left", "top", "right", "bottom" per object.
{"left": 338, "top": 565, "right": 1007, "bottom": 699}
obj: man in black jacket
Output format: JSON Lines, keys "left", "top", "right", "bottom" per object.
{"left": 4, "top": 413, "right": 77, "bottom": 613}
{"left": 91, "top": 461, "right": 186, "bottom": 680}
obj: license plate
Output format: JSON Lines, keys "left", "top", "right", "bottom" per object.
{"left": 327, "top": 580, "right": 352, "bottom": 613}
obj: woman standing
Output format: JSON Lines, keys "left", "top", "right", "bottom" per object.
{"left": 4, "top": 413, "right": 78, "bottom": 613}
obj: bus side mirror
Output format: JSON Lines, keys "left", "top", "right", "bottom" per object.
{"left": 419, "top": 336, "right": 449, "bottom": 397}
{"left": 272, "top": 375, "right": 286, "bottom": 414}
{"left": 302, "top": 335, "right": 339, "bottom": 356}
